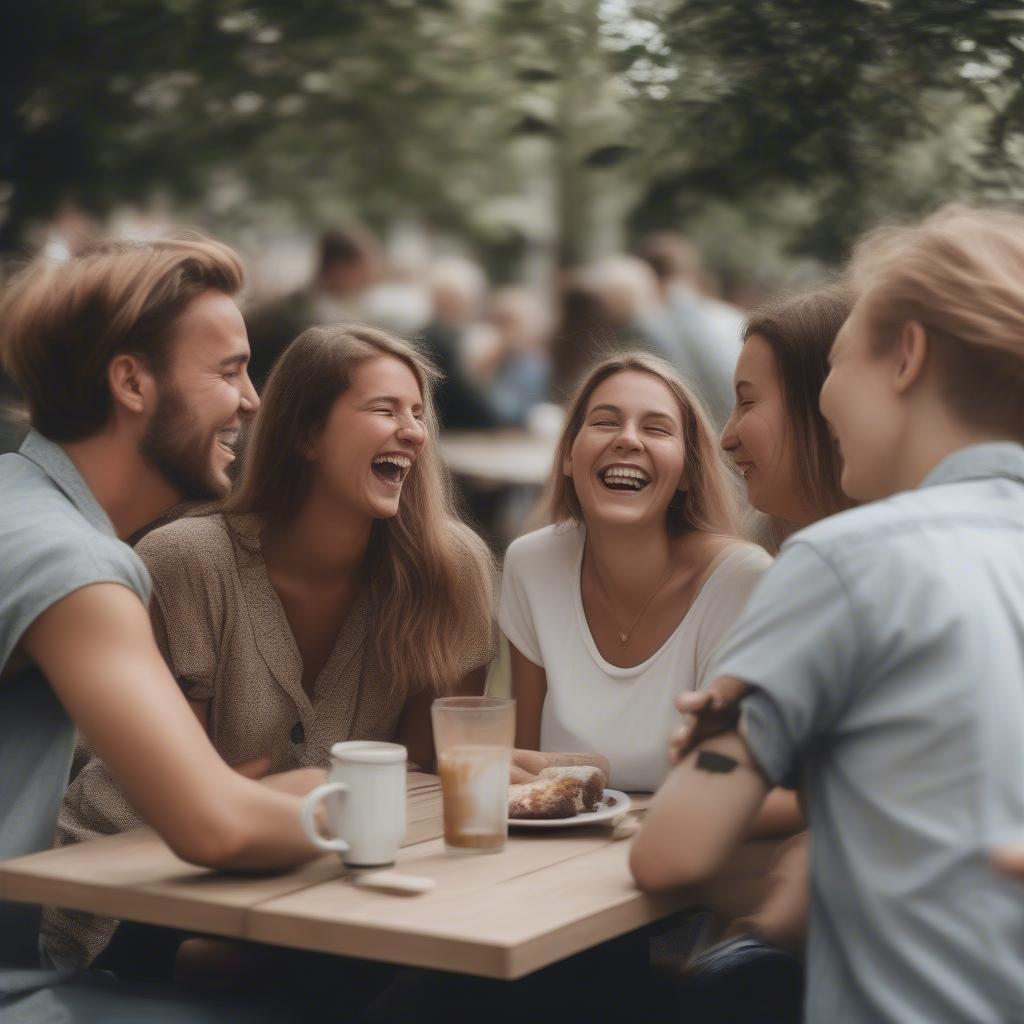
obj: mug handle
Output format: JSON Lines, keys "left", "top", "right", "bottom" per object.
{"left": 300, "top": 781, "right": 350, "bottom": 853}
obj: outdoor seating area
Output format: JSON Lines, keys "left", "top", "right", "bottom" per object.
{"left": 2, "top": 5, "right": 1024, "bottom": 1024}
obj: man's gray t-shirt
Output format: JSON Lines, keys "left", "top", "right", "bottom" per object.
{"left": 713, "top": 443, "right": 1024, "bottom": 1024}
{"left": 0, "top": 430, "right": 150, "bottom": 996}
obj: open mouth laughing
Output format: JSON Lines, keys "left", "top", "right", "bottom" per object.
{"left": 598, "top": 464, "right": 651, "bottom": 492}
{"left": 371, "top": 452, "right": 413, "bottom": 487}
{"left": 216, "top": 427, "right": 240, "bottom": 460}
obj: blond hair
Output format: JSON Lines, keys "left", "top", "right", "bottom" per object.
{"left": 545, "top": 351, "right": 738, "bottom": 536}
{"left": 224, "top": 323, "right": 494, "bottom": 695}
{"left": 847, "top": 204, "right": 1024, "bottom": 440}
{"left": 0, "top": 233, "right": 244, "bottom": 441}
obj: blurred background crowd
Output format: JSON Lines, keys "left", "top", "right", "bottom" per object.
{"left": 3, "top": 0, "right": 1023, "bottom": 541}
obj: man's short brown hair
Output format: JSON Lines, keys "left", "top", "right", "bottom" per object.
{"left": 0, "top": 233, "right": 244, "bottom": 441}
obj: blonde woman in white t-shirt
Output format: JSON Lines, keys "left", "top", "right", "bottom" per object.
{"left": 500, "top": 351, "right": 771, "bottom": 793}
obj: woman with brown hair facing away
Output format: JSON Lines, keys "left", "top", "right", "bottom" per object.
{"left": 671, "top": 287, "right": 853, "bottom": 1024}
{"left": 45, "top": 323, "right": 495, "bottom": 971}
{"left": 499, "top": 351, "right": 771, "bottom": 794}
{"left": 714, "top": 285, "right": 853, "bottom": 929}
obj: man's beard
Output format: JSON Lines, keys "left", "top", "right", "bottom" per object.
{"left": 140, "top": 382, "right": 230, "bottom": 502}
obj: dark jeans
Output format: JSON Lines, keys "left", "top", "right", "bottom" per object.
{"left": 95, "top": 921, "right": 398, "bottom": 1021}
{"left": 649, "top": 940, "right": 804, "bottom": 1024}
{"left": 358, "top": 928, "right": 655, "bottom": 1024}
{"left": 97, "top": 921, "right": 656, "bottom": 1023}
{"left": 2, "top": 970, "right": 291, "bottom": 1024}
{"left": 94, "top": 918, "right": 801, "bottom": 1024}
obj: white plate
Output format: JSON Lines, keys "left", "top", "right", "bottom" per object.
{"left": 508, "top": 789, "right": 631, "bottom": 829}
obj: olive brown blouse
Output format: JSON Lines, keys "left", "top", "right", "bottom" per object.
{"left": 42, "top": 512, "right": 493, "bottom": 969}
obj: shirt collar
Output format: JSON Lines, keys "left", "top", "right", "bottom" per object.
{"left": 921, "top": 441, "right": 1024, "bottom": 490}
{"left": 18, "top": 429, "right": 117, "bottom": 537}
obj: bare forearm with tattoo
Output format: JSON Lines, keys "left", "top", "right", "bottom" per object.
{"left": 630, "top": 730, "right": 770, "bottom": 891}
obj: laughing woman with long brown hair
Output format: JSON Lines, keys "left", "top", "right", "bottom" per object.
{"left": 44, "top": 323, "right": 495, "bottom": 971}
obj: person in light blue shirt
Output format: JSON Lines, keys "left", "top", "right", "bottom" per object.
{"left": 0, "top": 234, "right": 323, "bottom": 1022}
{"left": 631, "top": 205, "right": 1024, "bottom": 1024}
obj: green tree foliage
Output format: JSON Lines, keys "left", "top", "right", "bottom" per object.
{"left": 2, "top": 0, "right": 1022, "bottom": 272}
{"left": 624, "top": 0, "right": 1024, "bottom": 262}
{"left": 0, "top": 0, "right": 528, "bottom": 249}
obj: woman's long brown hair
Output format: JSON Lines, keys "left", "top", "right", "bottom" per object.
{"left": 744, "top": 288, "right": 854, "bottom": 522}
{"left": 544, "top": 351, "right": 738, "bottom": 537}
{"left": 224, "top": 323, "right": 494, "bottom": 694}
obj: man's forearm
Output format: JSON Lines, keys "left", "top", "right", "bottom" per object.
{"left": 27, "top": 584, "right": 319, "bottom": 871}
{"left": 630, "top": 730, "right": 770, "bottom": 892}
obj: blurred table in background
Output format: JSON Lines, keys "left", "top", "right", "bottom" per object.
{"left": 440, "top": 429, "right": 557, "bottom": 488}
{"left": 440, "top": 429, "right": 559, "bottom": 550}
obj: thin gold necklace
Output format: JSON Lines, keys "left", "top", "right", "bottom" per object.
{"left": 586, "top": 545, "right": 677, "bottom": 646}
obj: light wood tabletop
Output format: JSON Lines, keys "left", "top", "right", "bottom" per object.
{"left": 0, "top": 773, "right": 691, "bottom": 980}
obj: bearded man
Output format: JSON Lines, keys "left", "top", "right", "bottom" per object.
{"left": 0, "top": 235, "right": 322, "bottom": 1022}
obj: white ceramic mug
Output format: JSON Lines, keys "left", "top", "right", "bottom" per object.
{"left": 300, "top": 741, "right": 407, "bottom": 867}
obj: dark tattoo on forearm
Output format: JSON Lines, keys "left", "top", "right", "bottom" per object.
{"left": 696, "top": 749, "right": 739, "bottom": 774}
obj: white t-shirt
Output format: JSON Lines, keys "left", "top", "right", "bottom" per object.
{"left": 498, "top": 522, "right": 772, "bottom": 792}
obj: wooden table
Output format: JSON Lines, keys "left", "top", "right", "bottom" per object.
{"left": 0, "top": 774, "right": 690, "bottom": 980}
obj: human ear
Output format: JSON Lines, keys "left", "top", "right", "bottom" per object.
{"left": 562, "top": 452, "right": 573, "bottom": 478}
{"left": 108, "top": 355, "right": 156, "bottom": 417}
{"left": 893, "top": 321, "right": 929, "bottom": 395}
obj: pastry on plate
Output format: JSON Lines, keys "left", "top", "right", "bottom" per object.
{"left": 508, "top": 775, "right": 585, "bottom": 819}
{"left": 537, "top": 766, "right": 605, "bottom": 811}
{"left": 508, "top": 765, "right": 607, "bottom": 819}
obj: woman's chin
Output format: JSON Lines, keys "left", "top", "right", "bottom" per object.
{"left": 583, "top": 502, "right": 662, "bottom": 531}
{"left": 367, "top": 494, "right": 403, "bottom": 519}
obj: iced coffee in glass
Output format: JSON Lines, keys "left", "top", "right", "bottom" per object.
{"left": 431, "top": 696, "right": 515, "bottom": 854}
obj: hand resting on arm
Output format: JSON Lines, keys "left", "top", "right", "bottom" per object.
{"left": 510, "top": 749, "right": 612, "bottom": 784}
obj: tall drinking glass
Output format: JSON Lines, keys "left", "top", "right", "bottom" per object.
{"left": 431, "top": 696, "right": 515, "bottom": 854}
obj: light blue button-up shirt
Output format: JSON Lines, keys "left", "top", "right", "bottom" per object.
{"left": 0, "top": 431, "right": 149, "bottom": 994}
{"left": 713, "top": 442, "right": 1024, "bottom": 1024}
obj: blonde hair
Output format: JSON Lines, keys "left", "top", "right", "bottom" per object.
{"left": 545, "top": 351, "right": 738, "bottom": 536}
{"left": 224, "top": 323, "right": 494, "bottom": 695}
{"left": 0, "top": 233, "right": 244, "bottom": 441}
{"left": 847, "top": 204, "right": 1024, "bottom": 440}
